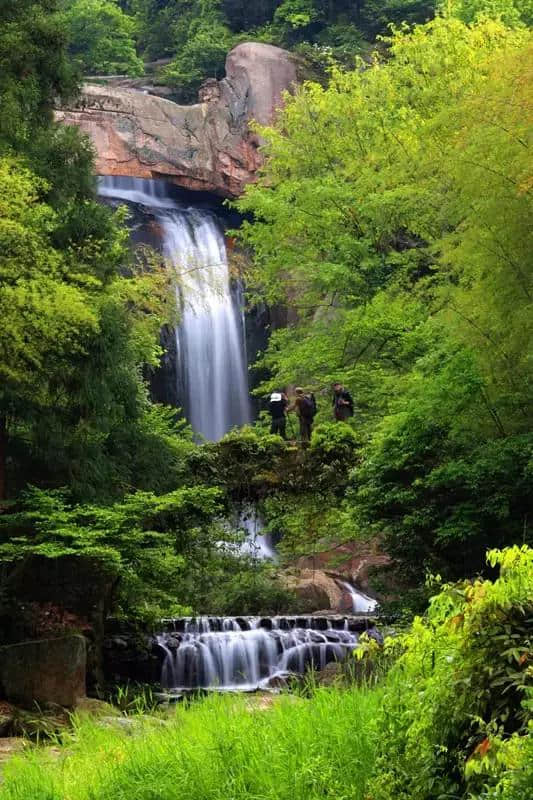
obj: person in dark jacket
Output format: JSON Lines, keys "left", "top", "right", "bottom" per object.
{"left": 288, "top": 387, "right": 316, "bottom": 443}
{"left": 332, "top": 382, "right": 354, "bottom": 422}
{"left": 268, "top": 391, "right": 288, "bottom": 438}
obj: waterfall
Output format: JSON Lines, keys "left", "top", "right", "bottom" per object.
{"left": 338, "top": 580, "right": 379, "bottom": 614}
{"left": 98, "top": 176, "right": 251, "bottom": 440}
{"left": 156, "top": 616, "right": 378, "bottom": 691}
{"left": 237, "top": 504, "right": 276, "bottom": 560}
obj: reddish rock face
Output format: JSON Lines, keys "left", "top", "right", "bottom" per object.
{"left": 56, "top": 43, "right": 297, "bottom": 198}
{"left": 295, "top": 539, "right": 392, "bottom": 594}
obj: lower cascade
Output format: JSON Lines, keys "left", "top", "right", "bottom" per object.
{"left": 156, "top": 616, "right": 379, "bottom": 691}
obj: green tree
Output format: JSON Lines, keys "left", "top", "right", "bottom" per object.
{"left": 0, "top": 156, "right": 184, "bottom": 500}
{"left": 162, "top": 2, "right": 235, "bottom": 100}
{"left": 443, "top": 0, "right": 533, "bottom": 26}
{"left": 0, "top": 0, "right": 77, "bottom": 154}
{"left": 236, "top": 17, "right": 533, "bottom": 578}
{"left": 63, "top": 0, "right": 144, "bottom": 75}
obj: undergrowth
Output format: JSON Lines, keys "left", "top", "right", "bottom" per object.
{"left": 0, "top": 687, "right": 381, "bottom": 800}
{"left": 1, "top": 546, "right": 530, "bottom": 800}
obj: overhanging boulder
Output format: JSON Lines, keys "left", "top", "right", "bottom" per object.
{"left": 56, "top": 43, "right": 298, "bottom": 198}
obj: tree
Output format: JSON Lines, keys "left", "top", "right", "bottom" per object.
{"left": 0, "top": 0, "right": 77, "bottom": 154}
{"left": 63, "top": 0, "right": 144, "bottom": 75}
{"left": 162, "top": 3, "right": 235, "bottom": 101}
{"left": 442, "top": 0, "right": 533, "bottom": 26}
{"left": 236, "top": 17, "right": 533, "bottom": 578}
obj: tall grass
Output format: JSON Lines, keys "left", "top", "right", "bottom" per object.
{"left": 0, "top": 686, "right": 381, "bottom": 800}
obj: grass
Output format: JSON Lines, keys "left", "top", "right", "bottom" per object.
{"left": 0, "top": 686, "right": 382, "bottom": 800}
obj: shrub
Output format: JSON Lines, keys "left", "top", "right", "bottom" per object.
{"left": 366, "top": 546, "right": 533, "bottom": 800}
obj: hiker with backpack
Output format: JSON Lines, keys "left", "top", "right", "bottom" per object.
{"left": 332, "top": 382, "right": 354, "bottom": 422}
{"left": 268, "top": 390, "right": 288, "bottom": 438}
{"left": 288, "top": 387, "right": 317, "bottom": 443}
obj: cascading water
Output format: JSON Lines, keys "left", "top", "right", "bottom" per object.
{"left": 156, "top": 616, "right": 379, "bottom": 692}
{"left": 236, "top": 504, "right": 276, "bottom": 560}
{"left": 338, "top": 580, "right": 379, "bottom": 614}
{"left": 98, "top": 176, "right": 251, "bottom": 441}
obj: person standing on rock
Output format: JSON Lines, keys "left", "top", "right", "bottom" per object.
{"left": 268, "top": 390, "right": 288, "bottom": 438}
{"left": 288, "top": 387, "right": 317, "bottom": 444}
{"left": 332, "top": 382, "right": 354, "bottom": 422}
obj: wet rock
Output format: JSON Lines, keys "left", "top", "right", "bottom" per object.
{"left": 75, "top": 697, "right": 120, "bottom": 718}
{"left": 295, "top": 538, "right": 391, "bottom": 596}
{"left": 102, "top": 623, "right": 162, "bottom": 685}
{"left": 153, "top": 691, "right": 183, "bottom": 706}
{"left": 0, "top": 635, "right": 86, "bottom": 709}
{"left": 98, "top": 715, "right": 168, "bottom": 734}
{"left": 262, "top": 674, "right": 289, "bottom": 690}
{"left": 99, "top": 716, "right": 137, "bottom": 734}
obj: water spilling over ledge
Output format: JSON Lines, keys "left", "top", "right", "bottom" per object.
{"left": 156, "top": 616, "right": 380, "bottom": 692}
{"left": 98, "top": 175, "right": 251, "bottom": 441}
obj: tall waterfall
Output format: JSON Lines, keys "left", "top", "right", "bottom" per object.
{"left": 156, "top": 616, "right": 379, "bottom": 692}
{"left": 98, "top": 176, "right": 251, "bottom": 440}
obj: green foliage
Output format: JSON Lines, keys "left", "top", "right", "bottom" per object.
{"left": 130, "top": 0, "right": 441, "bottom": 84}
{"left": 63, "top": 0, "right": 144, "bottom": 76}
{"left": 0, "top": 0, "right": 77, "bottom": 155}
{"left": 444, "top": 0, "right": 533, "bottom": 26}
{"left": 0, "top": 154, "right": 186, "bottom": 500}
{"left": 365, "top": 546, "right": 533, "bottom": 800}
{"left": 161, "top": 10, "right": 235, "bottom": 101}
{"left": 0, "top": 484, "right": 223, "bottom": 617}
{"left": 237, "top": 16, "right": 533, "bottom": 579}
{"left": 0, "top": 549, "right": 530, "bottom": 800}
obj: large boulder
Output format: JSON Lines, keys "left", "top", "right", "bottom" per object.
{"left": 283, "top": 569, "right": 345, "bottom": 612}
{"left": 56, "top": 43, "right": 297, "bottom": 197}
{"left": 0, "top": 635, "right": 86, "bottom": 709}
{"left": 295, "top": 538, "right": 392, "bottom": 594}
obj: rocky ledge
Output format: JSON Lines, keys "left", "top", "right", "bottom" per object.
{"left": 56, "top": 43, "right": 297, "bottom": 197}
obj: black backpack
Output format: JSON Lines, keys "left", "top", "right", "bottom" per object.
{"left": 269, "top": 392, "right": 286, "bottom": 417}
{"left": 300, "top": 393, "right": 317, "bottom": 419}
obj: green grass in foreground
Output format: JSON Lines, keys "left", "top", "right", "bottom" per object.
{"left": 0, "top": 687, "right": 382, "bottom": 800}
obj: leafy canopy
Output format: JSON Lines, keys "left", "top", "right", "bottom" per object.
{"left": 236, "top": 16, "right": 533, "bottom": 577}
{"left": 62, "top": 0, "right": 144, "bottom": 76}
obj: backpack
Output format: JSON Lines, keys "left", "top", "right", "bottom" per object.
{"left": 269, "top": 392, "right": 286, "bottom": 417}
{"left": 300, "top": 393, "right": 317, "bottom": 419}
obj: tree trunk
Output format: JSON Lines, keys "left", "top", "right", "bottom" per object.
{"left": 0, "top": 416, "right": 7, "bottom": 501}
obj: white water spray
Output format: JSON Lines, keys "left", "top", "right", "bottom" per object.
{"left": 338, "top": 580, "right": 379, "bottom": 614}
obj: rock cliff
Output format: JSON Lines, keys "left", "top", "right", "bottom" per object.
{"left": 56, "top": 43, "right": 297, "bottom": 197}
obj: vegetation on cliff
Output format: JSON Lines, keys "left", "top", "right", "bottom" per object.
{"left": 237, "top": 13, "right": 533, "bottom": 585}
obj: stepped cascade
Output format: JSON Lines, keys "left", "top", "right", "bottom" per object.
{"left": 156, "top": 616, "right": 379, "bottom": 691}
{"left": 98, "top": 176, "right": 251, "bottom": 440}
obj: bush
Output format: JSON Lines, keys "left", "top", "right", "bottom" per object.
{"left": 366, "top": 546, "right": 533, "bottom": 800}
